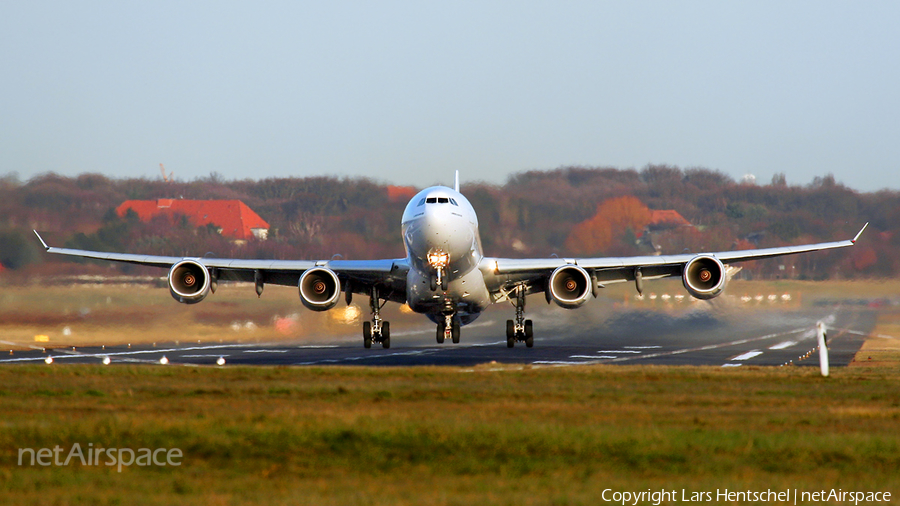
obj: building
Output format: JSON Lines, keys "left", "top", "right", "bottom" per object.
{"left": 637, "top": 209, "right": 694, "bottom": 254}
{"left": 647, "top": 209, "right": 691, "bottom": 229}
{"left": 116, "top": 199, "right": 270, "bottom": 242}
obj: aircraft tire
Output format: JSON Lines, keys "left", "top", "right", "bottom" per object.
{"left": 525, "top": 336, "right": 534, "bottom": 348}
{"left": 451, "top": 323, "right": 460, "bottom": 344}
{"left": 436, "top": 324, "right": 445, "bottom": 344}
{"left": 506, "top": 320, "right": 514, "bottom": 339}
{"left": 363, "top": 321, "right": 372, "bottom": 348}
{"left": 382, "top": 336, "right": 390, "bottom": 349}
{"left": 382, "top": 321, "right": 390, "bottom": 339}
{"left": 524, "top": 320, "right": 533, "bottom": 339}
{"left": 507, "top": 337, "right": 515, "bottom": 348}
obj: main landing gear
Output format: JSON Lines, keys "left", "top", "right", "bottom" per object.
{"left": 506, "top": 286, "right": 533, "bottom": 348}
{"left": 363, "top": 287, "right": 390, "bottom": 349}
{"left": 437, "top": 316, "right": 460, "bottom": 344}
{"left": 436, "top": 298, "right": 460, "bottom": 344}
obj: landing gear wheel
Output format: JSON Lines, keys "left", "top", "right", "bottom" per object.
{"left": 382, "top": 335, "right": 391, "bottom": 349}
{"left": 507, "top": 337, "right": 515, "bottom": 348}
{"left": 524, "top": 320, "right": 533, "bottom": 338}
{"left": 440, "top": 276, "right": 448, "bottom": 291}
{"left": 506, "top": 320, "right": 514, "bottom": 339}
{"left": 451, "top": 323, "right": 460, "bottom": 344}
{"left": 430, "top": 276, "right": 437, "bottom": 292}
{"left": 363, "top": 321, "right": 372, "bottom": 349}
{"left": 436, "top": 324, "right": 445, "bottom": 344}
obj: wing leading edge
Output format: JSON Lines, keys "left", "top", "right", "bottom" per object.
{"left": 489, "top": 223, "right": 867, "bottom": 288}
{"left": 33, "top": 231, "right": 408, "bottom": 302}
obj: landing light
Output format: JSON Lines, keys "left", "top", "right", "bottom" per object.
{"left": 427, "top": 250, "right": 449, "bottom": 268}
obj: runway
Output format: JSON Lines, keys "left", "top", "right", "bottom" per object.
{"left": 0, "top": 303, "right": 875, "bottom": 368}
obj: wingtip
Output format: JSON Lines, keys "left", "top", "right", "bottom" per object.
{"left": 33, "top": 230, "right": 49, "bottom": 250}
{"left": 851, "top": 222, "right": 868, "bottom": 243}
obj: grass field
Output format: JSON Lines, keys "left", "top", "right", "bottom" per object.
{"left": 1, "top": 364, "right": 899, "bottom": 505}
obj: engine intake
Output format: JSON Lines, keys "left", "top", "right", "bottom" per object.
{"left": 548, "top": 265, "right": 592, "bottom": 309}
{"left": 168, "top": 259, "right": 211, "bottom": 304}
{"left": 299, "top": 267, "right": 341, "bottom": 311}
{"left": 682, "top": 255, "right": 726, "bottom": 300}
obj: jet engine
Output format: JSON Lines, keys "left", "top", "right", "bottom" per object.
{"left": 168, "top": 259, "right": 211, "bottom": 304}
{"left": 682, "top": 254, "right": 726, "bottom": 300}
{"left": 548, "top": 265, "right": 593, "bottom": 309}
{"left": 298, "top": 267, "right": 341, "bottom": 311}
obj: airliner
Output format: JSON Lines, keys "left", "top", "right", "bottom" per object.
{"left": 35, "top": 173, "right": 867, "bottom": 349}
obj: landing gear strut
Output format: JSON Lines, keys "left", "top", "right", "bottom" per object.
{"left": 436, "top": 299, "right": 460, "bottom": 344}
{"left": 363, "top": 287, "right": 390, "bottom": 349}
{"left": 506, "top": 285, "right": 533, "bottom": 348}
{"left": 430, "top": 267, "right": 448, "bottom": 292}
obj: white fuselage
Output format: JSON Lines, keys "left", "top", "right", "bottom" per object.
{"left": 400, "top": 186, "right": 491, "bottom": 324}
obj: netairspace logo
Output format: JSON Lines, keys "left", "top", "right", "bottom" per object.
{"left": 18, "top": 443, "right": 182, "bottom": 473}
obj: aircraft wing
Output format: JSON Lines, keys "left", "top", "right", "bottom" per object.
{"left": 33, "top": 231, "right": 409, "bottom": 303}
{"left": 488, "top": 223, "right": 867, "bottom": 292}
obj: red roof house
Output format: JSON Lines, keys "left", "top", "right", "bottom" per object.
{"left": 116, "top": 199, "right": 270, "bottom": 241}
{"left": 648, "top": 209, "right": 691, "bottom": 228}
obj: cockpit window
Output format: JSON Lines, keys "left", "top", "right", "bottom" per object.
{"left": 449, "top": 198, "right": 458, "bottom": 206}
{"left": 418, "top": 198, "right": 426, "bottom": 206}
{"left": 438, "top": 197, "right": 449, "bottom": 204}
{"left": 426, "top": 197, "right": 437, "bottom": 204}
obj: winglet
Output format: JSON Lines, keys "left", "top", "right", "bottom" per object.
{"left": 454, "top": 170, "right": 459, "bottom": 192}
{"left": 852, "top": 222, "right": 868, "bottom": 243}
{"left": 33, "top": 230, "right": 50, "bottom": 250}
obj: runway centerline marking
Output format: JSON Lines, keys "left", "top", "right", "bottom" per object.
{"left": 602, "top": 327, "right": 811, "bottom": 364}
{"left": 730, "top": 350, "right": 764, "bottom": 361}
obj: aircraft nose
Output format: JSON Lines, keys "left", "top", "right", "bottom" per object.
{"left": 413, "top": 207, "right": 474, "bottom": 257}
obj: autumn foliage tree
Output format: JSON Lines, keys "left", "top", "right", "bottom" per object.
{"left": 564, "top": 196, "right": 651, "bottom": 256}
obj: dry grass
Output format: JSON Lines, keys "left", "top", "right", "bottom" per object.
{"left": 0, "top": 364, "right": 899, "bottom": 505}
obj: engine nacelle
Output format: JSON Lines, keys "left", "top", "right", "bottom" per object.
{"left": 299, "top": 267, "right": 341, "bottom": 311}
{"left": 548, "top": 265, "right": 593, "bottom": 309}
{"left": 682, "top": 255, "right": 726, "bottom": 300}
{"left": 168, "top": 259, "right": 211, "bottom": 304}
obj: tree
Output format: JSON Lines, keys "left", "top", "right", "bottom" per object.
{"left": 564, "top": 196, "right": 651, "bottom": 256}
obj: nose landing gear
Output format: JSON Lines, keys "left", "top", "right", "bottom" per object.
{"left": 505, "top": 285, "right": 533, "bottom": 348}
